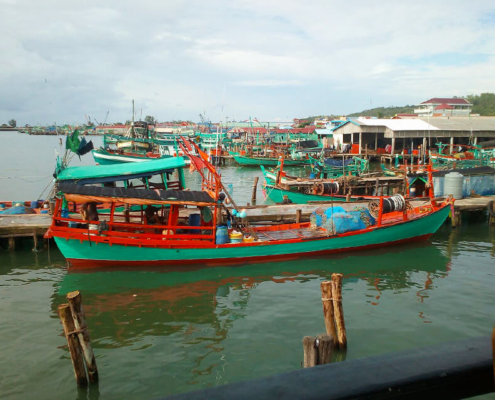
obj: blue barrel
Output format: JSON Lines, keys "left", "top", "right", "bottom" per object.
{"left": 216, "top": 226, "right": 229, "bottom": 244}
{"left": 188, "top": 213, "right": 201, "bottom": 233}
{"left": 31, "top": 200, "right": 39, "bottom": 209}
{"left": 61, "top": 208, "right": 69, "bottom": 218}
{"left": 309, "top": 173, "right": 316, "bottom": 179}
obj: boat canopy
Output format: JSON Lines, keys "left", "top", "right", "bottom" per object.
{"left": 56, "top": 157, "right": 186, "bottom": 184}
{"left": 58, "top": 183, "right": 215, "bottom": 206}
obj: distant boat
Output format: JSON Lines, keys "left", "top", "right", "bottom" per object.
{"left": 93, "top": 121, "right": 189, "bottom": 165}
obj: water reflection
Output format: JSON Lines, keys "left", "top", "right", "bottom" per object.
{"left": 51, "top": 242, "right": 450, "bottom": 349}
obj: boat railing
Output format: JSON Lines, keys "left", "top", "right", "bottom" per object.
{"left": 52, "top": 215, "right": 217, "bottom": 244}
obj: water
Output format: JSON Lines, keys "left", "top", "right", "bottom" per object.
{"left": 1, "top": 133, "right": 494, "bottom": 399}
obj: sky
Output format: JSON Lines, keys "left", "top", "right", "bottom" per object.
{"left": 1, "top": 0, "right": 495, "bottom": 126}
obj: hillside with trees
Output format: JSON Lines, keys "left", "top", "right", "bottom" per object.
{"left": 299, "top": 93, "right": 495, "bottom": 121}
{"left": 347, "top": 106, "right": 415, "bottom": 118}
{"left": 467, "top": 93, "right": 495, "bottom": 116}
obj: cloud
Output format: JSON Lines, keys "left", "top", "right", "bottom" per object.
{"left": 0, "top": 0, "right": 495, "bottom": 125}
{"left": 232, "top": 80, "right": 303, "bottom": 87}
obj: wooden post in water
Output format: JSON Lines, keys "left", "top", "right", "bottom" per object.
{"left": 320, "top": 281, "right": 337, "bottom": 341}
{"left": 302, "top": 335, "right": 333, "bottom": 368}
{"left": 8, "top": 236, "right": 15, "bottom": 251}
{"left": 489, "top": 201, "right": 495, "bottom": 225}
{"left": 331, "top": 273, "right": 347, "bottom": 349}
{"left": 251, "top": 177, "right": 259, "bottom": 203}
{"left": 58, "top": 304, "right": 88, "bottom": 386}
{"left": 454, "top": 211, "right": 462, "bottom": 227}
{"left": 302, "top": 336, "right": 318, "bottom": 368}
{"left": 492, "top": 323, "right": 495, "bottom": 390}
{"left": 32, "top": 229, "right": 39, "bottom": 252}
{"left": 316, "top": 334, "right": 333, "bottom": 365}
{"left": 66, "top": 291, "right": 99, "bottom": 383}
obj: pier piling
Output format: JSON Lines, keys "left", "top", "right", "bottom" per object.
{"left": 489, "top": 201, "right": 495, "bottom": 225}
{"left": 251, "top": 177, "right": 259, "bottom": 203}
{"left": 302, "top": 335, "right": 333, "bottom": 368}
{"left": 331, "top": 274, "right": 347, "bottom": 349}
{"left": 58, "top": 291, "right": 99, "bottom": 386}
{"left": 303, "top": 336, "right": 317, "bottom": 368}
{"left": 320, "top": 281, "right": 337, "bottom": 341}
{"left": 58, "top": 304, "right": 88, "bottom": 386}
{"left": 67, "top": 291, "right": 99, "bottom": 383}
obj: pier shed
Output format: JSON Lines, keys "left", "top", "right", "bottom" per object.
{"left": 332, "top": 116, "right": 495, "bottom": 155}
{"left": 332, "top": 117, "right": 439, "bottom": 154}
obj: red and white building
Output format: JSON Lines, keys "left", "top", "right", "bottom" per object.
{"left": 414, "top": 98, "right": 472, "bottom": 117}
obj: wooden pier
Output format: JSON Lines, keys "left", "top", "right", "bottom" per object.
{"left": 0, "top": 214, "right": 51, "bottom": 250}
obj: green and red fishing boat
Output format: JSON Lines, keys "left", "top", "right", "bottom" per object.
{"left": 229, "top": 151, "right": 310, "bottom": 166}
{"left": 46, "top": 139, "right": 453, "bottom": 269}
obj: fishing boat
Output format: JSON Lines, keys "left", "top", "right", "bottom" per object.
{"left": 261, "top": 165, "right": 406, "bottom": 204}
{"left": 309, "top": 154, "right": 370, "bottom": 178}
{"left": 46, "top": 139, "right": 452, "bottom": 268}
{"left": 56, "top": 156, "right": 186, "bottom": 189}
{"left": 429, "top": 143, "right": 494, "bottom": 169}
{"left": 230, "top": 151, "right": 309, "bottom": 166}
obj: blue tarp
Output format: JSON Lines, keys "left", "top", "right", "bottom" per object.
{"left": 310, "top": 206, "right": 375, "bottom": 234}
{"left": 324, "top": 158, "right": 354, "bottom": 167}
{"left": 0, "top": 206, "right": 36, "bottom": 215}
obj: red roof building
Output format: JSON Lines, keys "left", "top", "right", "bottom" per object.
{"left": 421, "top": 98, "right": 470, "bottom": 105}
{"left": 415, "top": 98, "right": 472, "bottom": 116}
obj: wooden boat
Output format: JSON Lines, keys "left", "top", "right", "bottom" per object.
{"left": 45, "top": 139, "right": 452, "bottom": 268}
{"left": 261, "top": 163, "right": 406, "bottom": 205}
{"left": 429, "top": 143, "right": 494, "bottom": 169}
{"left": 92, "top": 148, "right": 164, "bottom": 165}
{"left": 53, "top": 156, "right": 187, "bottom": 215}
{"left": 309, "top": 154, "right": 369, "bottom": 177}
{"left": 230, "top": 151, "right": 310, "bottom": 166}
{"left": 93, "top": 119, "right": 190, "bottom": 165}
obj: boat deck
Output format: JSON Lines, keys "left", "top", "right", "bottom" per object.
{"left": 255, "top": 227, "right": 328, "bottom": 242}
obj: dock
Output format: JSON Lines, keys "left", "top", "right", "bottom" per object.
{"left": 0, "top": 214, "right": 51, "bottom": 250}
{"left": 1, "top": 195, "right": 493, "bottom": 251}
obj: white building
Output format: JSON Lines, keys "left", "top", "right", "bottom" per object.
{"left": 414, "top": 98, "right": 472, "bottom": 117}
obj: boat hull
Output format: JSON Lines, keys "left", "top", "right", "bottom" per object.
{"left": 92, "top": 149, "right": 158, "bottom": 165}
{"left": 55, "top": 204, "right": 450, "bottom": 268}
{"left": 265, "top": 185, "right": 349, "bottom": 204}
{"left": 230, "top": 152, "right": 309, "bottom": 166}
{"left": 92, "top": 149, "right": 189, "bottom": 166}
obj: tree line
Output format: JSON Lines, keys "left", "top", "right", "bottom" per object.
{"left": 300, "top": 93, "right": 495, "bottom": 120}
{"left": 1, "top": 119, "right": 16, "bottom": 128}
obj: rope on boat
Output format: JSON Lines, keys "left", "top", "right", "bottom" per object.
{"left": 369, "top": 194, "right": 407, "bottom": 218}
{"left": 0, "top": 175, "right": 52, "bottom": 182}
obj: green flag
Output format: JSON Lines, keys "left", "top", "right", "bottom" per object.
{"left": 66, "top": 130, "right": 81, "bottom": 153}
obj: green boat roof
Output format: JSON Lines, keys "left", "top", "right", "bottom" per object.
{"left": 57, "top": 157, "right": 185, "bottom": 181}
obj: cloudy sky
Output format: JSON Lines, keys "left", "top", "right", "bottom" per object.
{"left": 1, "top": 0, "right": 495, "bottom": 126}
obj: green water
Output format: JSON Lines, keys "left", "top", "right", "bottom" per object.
{"left": 1, "top": 133, "right": 495, "bottom": 399}
{"left": 1, "top": 223, "right": 494, "bottom": 399}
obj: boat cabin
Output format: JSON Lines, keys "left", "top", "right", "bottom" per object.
{"left": 56, "top": 157, "right": 187, "bottom": 191}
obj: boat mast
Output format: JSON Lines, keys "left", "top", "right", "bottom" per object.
{"left": 131, "top": 99, "right": 135, "bottom": 139}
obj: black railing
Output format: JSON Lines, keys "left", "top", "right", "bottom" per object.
{"left": 160, "top": 336, "right": 493, "bottom": 400}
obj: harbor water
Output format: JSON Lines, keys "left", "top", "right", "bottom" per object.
{"left": 1, "top": 132, "right": 494, "bottom": 399}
